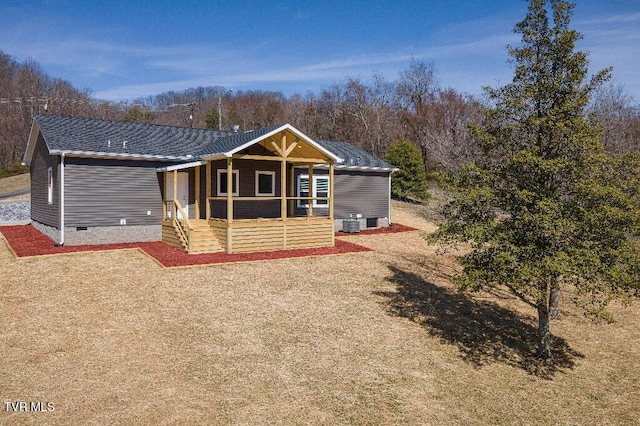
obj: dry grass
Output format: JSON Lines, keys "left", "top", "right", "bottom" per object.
{"left": 1, "top": 202, "right": 639, "bottom": 425}
{"left": 0, "top": 173, "right": 30, "bottom": 197}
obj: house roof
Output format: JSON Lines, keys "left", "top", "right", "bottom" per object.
{"left": 316, "top": 140, "right": 397, "bottom": 171}
{"left": 23, "top": 115, "right": 395, "bottom": 172}
{"left": 194, "top": 125, "right": 281, "bottom": 157}
{"left": 195, "top": 123, "right": 342, "bottom": 163}
{"left": 26, "top": 115, "right": 231, "bottom": 162}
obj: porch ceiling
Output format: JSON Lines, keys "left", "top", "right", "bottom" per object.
{"left": 247, "top": 129, "right": 334, "bottom": 162}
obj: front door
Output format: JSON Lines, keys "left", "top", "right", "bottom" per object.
{"left": 165, "top": 172, "right": 189, "bottom": 220}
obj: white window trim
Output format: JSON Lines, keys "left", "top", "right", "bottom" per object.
{"left": 217, "top": 169, "right": 239, "bottom": 196}
{"left": 47, "top": 167, "right": 53, "bottom": 205}
{"left": 297, "top": 174, "right": 330, "bottom": 208}
{"left": 255, "top": 170, "right": 276, "bottom": 197}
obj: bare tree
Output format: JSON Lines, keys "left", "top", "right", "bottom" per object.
{"left": 0, "top": 50, "right": 485, "bottom": 175}
{"left": 590, "top": 82, "right": 640, "bottom": 156}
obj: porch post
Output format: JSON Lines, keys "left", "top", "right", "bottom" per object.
{"left": 288, "top": 165, "right": 295, "bottom": 216}
{"left": 162, "top": 172, "right": 167, "bottom": 219}
{"left": 307, "top": 164, "right": 314, "bottom": 217}
{"left": 205, "top": 161, "right": 211, "bottom": 220}
{"left": 226, "top": 156, "right": 233, "bottom": 254}
{"left": 281, "top": 159, "right": 287, "bottom": 220}
{"left": 281, "top": 133, "right": 287, "bottom": 220}
{"left": 194, "top": 166, "right": 200, "bottom": 220}
{"left": 173, "top": 170, "right": 178, "bottom": 217}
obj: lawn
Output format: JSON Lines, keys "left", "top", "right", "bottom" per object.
{"left": 1, "top": 203, "right": 638, "bottom": 425}
{"left": 0, "top": 173, "right": 29, "bottom": 197}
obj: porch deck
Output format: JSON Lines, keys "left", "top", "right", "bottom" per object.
{"left": 161, "top": 125, "right": 338, "bottom": 254}
{"left": 162, "top": 217, "right": 334, "bottom": 254}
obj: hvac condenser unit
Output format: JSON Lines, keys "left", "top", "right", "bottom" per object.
{"left": 343, "top": 219, "right": 360, "bottom": 233}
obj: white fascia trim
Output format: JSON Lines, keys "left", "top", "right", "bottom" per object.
{"left": 199, "top": 153, "right": 227, "bottom": 161}
{"left": 49, "top": 150, "right": 193, "bottom": 162}
{"left": 22, "top": 120, "right": 42, "bottom": 166}
{"left": 313, "top": 164, "right": 398, "bottom": 172}
{"left": 221, "top": 124, "right": 344, "bottom": 163}
{"left": 156, "top": 161, "right": 206, "bottom": 172}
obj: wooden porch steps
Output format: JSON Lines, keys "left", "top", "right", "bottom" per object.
{"left": 187, "top": 220, "right": 224, "bottom": 254}
{"left": 162, "top": 219, "right": 225, "bottom": 254}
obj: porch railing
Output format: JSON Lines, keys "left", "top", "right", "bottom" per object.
{"left": 205, "top": 196, "right": 331, "bottom": 219}
{"left": 165, "top": 199, "right": 193, "bottom": 248}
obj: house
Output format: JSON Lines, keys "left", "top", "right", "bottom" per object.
{"left": 22, "top": 115, "right": 397, "bottom": 254}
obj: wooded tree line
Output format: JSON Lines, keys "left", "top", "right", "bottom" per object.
{"left": 126, "top": 63, "right": 485, "bottom": 170}
{"left": 0, "top": 51, "right": 124, "bottom": 169}
{"left": 1, "top": 49, "right": 639, "bottom": 172}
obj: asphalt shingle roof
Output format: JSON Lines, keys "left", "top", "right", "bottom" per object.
{"left": 316, "top": 140, "right": 396, "bottom": 170}
{"left": 32, "top": 115, "right": 395, "bottom": 171}
{"left": 194, "top": 125, "right": 281, "bottom": 157}
{"left": 35, "top": 115, "right": 232, "bottom": 159}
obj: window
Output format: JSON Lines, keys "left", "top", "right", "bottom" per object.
{"left": 255, "top": 171, "right": 275, "bottom": 196}
{"left": 217, "top": 169, "right": 239, "bottom": 196}
{"left": 297, "top": 174, "right": 330, "bottom": 208}
{"left": 47, "top": 167, "right": 53, "bottom": 204}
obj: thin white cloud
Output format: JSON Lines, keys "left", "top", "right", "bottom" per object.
{"left": 3, "top": 2, "right": 639, "bottom": 102}
{"left": 574, "top": 12, "right": 640, "bottom": 100}
{"left": 90, "top": 28, "right": 521, "bottom": 101}
{"left": 578, "top": 12, "right": 640, "bottom": 26}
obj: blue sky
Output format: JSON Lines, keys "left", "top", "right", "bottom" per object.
{"left": 1, "top": 0, "right": 638, "bottom": 102}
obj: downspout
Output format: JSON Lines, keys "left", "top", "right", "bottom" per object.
{"left": 388, "top": 171, "right": 392, "bottom": 225}
{"left": 59, "top": 153, "right": 65, "bottom": 245}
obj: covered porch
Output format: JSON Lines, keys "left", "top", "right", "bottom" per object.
{"left": 159, "top": 125, "right": 340, "bottom": 254}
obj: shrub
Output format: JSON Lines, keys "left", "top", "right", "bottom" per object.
{"left": 0, "top": 162, "right": 29, "bottom": 179}
{"left": 383, "top": 139, "right": 428, "bottom": 201}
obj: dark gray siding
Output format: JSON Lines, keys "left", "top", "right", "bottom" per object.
{"left": 209, "top": 159, "right": 282, "bottom": 219}
{"left": 30, "top": 134, "right": 60, "bottom": 228}
{"left": 64, "top": 158, "right": 164, "bottom": 227}
{"left": 294, "top": 169, "right": 390, "bottom": 221}
{"left": 197, "top": 165, "right": 206, "bottom": 219}
{"left": 334, "top": 170, "right": 390, "bottom": 219}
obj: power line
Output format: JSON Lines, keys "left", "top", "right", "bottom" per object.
{"left": 0, "top": 96, "right": 172, "bottom": 114}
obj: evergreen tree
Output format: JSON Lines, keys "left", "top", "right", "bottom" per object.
{"left": 123, "top": 106, "right": 156, "bottom": 123}
{"left": 383, "top": 139, "right": 428, "bottom": 201}
{"left": 431, "top": 0, "right": 640, "bottom": 359}
{"left": 204, "top": 109, "right": 220, "bottom": 130}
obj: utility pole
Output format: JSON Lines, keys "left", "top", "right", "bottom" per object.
{"left": 218, "top": 89, "right": 233, "bottom": 130}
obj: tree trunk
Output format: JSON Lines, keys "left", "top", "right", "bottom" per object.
{"left": 537, "top": 300, "right": 552, "bottom": 360}
{"left": 549, "top": 283, "right": 560, "bottom": 319}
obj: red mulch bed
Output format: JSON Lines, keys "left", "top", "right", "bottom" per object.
{"left": 142, "top": 239, "right": 371, "bottom": 268}
{"left": 0, "top": 225, "right": 372, "bottom": 268}
{"left": 335, "top": 223, "right": 417, "bottom": 236}
{"left": 0, "top": 225, "right": 143, "bottom": 257}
